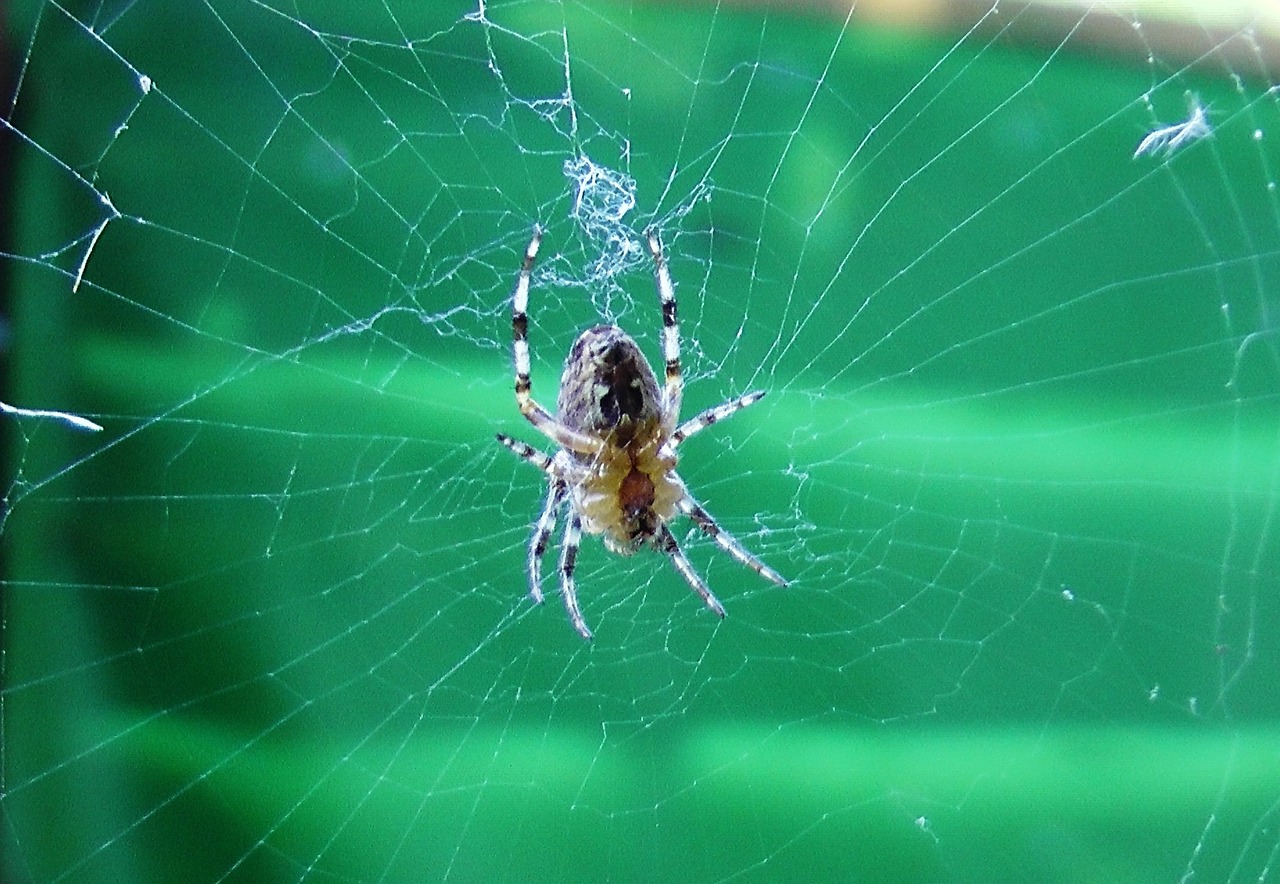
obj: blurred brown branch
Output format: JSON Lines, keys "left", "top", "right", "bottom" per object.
{"left": 718, "top": 0, "right": 1280, "bottom": 74}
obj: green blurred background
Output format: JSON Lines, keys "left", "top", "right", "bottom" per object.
{"left": 3, "top": 1, "right": 1279, "bottom": 881}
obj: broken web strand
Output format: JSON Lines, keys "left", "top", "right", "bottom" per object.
{"left": 1134, "top": 96, "right": 1213, "bottom": 158}
{"left": 0, "top": 401, "right": 103, "bottom": 433}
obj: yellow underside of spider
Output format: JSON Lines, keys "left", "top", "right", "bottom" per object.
{"left": 569, "top": 421, "right": 684, "bottom": 556}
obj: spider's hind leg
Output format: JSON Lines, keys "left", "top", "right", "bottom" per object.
{"left": 657, "top": 524, "right": 727, "bottom": 618}
{"left": 528, "top": 477, "right": 568, "bottom": 605}
{"left": 679, "top": 496, "right": 788, "bottom": 587}
{"left": 559, "top": 514, "right": 593, "bottom": 640}
{"left": 496, "top": 434, "right": 566, "bottom": 605}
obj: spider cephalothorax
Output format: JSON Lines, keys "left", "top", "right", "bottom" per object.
{"left": 496, "top": 226, "right": 787, "bottom": 639}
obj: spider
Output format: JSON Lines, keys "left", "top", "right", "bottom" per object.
{"left": 496, "top": 225, "right": 788, "bottom": 639}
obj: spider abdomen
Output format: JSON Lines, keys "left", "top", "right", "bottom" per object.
{"left": 558, "top": 325, "right": 663, "bottom": 442}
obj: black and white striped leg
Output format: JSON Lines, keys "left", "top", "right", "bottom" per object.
{"left": 527, "top": 477, "right": 568, "bottom": 604}
{"left": 670, "top": 390, "right": 767, "bottom": 448}
{"left": 559, "top": 513, "right": 592, "bottom": 639}
{"left": 657, "top": 524, "right": 727, "bottom": 618}
{"left": 496, "top": 434, "right": 567, "bottom": 604}
{"left": 511, "top": 226, "right": 540, "bottom": 411}
{"left": 645, "top": 227, "right": 683, "bottom": 425}
{"left": 511, "top": 226, "right": 601, "bottom": 456}
{"left": 679, "top": 497, "right": 788, "bottom": 587}
{"left": 495, "top": 433, "right": 554, "bottom": 472}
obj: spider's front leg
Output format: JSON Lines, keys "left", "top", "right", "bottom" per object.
{"left": 645, "top": 228, "right": 683, "bottom": 429}
{"left": 510, "top": 227, "right": 601, "bottom": 456}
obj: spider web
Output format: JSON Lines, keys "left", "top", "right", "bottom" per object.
{"left": 3, "top": 0, "right": 1279, "bottom": 881}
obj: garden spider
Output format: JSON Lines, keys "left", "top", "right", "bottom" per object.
{"left": 496, "top": 226, "right": 788, "bottom": 639}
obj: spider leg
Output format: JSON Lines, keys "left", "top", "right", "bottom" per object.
{"left": 678, "top": 496, "right": 789, "bottom": 587}
{"left": 512, "top": 227, "right": 602, "bottom": 456}
{"left": 496, "top": 434, "right": 569, "bottom": 604}
{"left": 657, "top": 524, "right": 727, "bottom": 618}
{"left": 495, "top": 433, "right": 553, "bottom": 473}
{"left": 558, "top": 513, "right": 593, "bottom": 640}
{"left": 530, "top": 480, "right": 568, "bottom": 607}
{"left": 669, "top": 390, "right": 767, "bottom": 449}
{"left": 645, "top": 228, "right": 683, "bottom": 429}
